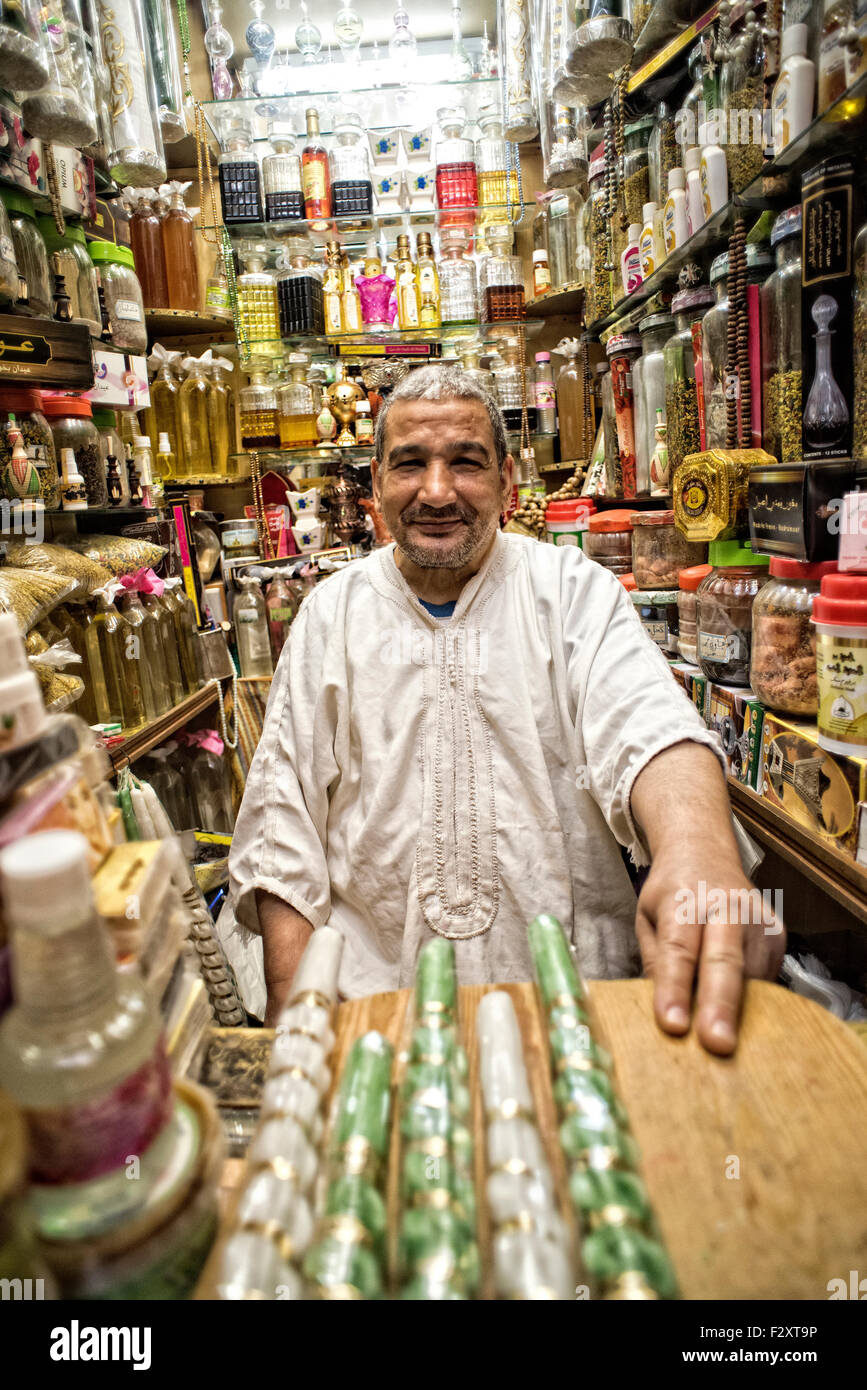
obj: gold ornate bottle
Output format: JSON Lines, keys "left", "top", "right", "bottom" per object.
{"left": 323, "top": 241, "right": 345, "bottom": 337}
{"left": 395, "top": 233, "right": 421, "bottom": 330}
{"left": 415, "top": 232, "right": 440, "bottom": 329}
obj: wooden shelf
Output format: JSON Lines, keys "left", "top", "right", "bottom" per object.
{"left": 107, "top": 683, "right": 224, "bottom": 770}
{"left": 145, "top": 309, "right": 235, "bottom": 339}
{"left": 526, "top": 283, "right": 585, "bottom": 320}
{"left": 728, "top": 779, "right": 867, "bottom": 928}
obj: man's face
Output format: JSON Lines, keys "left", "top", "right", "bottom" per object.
{"left": 371, "top": 397, "right": 514, "bottom": 570}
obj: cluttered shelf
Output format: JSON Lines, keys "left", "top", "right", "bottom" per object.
{"left": 212, "top": 203, "right": 527, "bottom": 254}
{"left": 106, "top": 682, "right": 225, "bottom": 770}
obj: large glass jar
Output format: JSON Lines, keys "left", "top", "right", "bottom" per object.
{"left": 438, "top": 226, "right": 477, "bottom": 326}
{"left": 219, "top": 119, "right": 263, "bottom": 224}
{"left": 92, "top": 406, "right": 130, "bottom": 504}
{"left": 0, "top": 199, "right": 17, "bottom": 305}
{"left": 1, "top": 190, "right": 50, "bottom": 317}
{"left": 586, "top": 155, "right": 611, "bottom": 324}
{"left": 696, "top": 540, "right": 771, "bottom": 685}
{"left": 42, "top": 396, "right": 107, "bottom": 507}
{"left": 478, "top": 224, "right": 524, "bottom": 322}
{"left": 434, "top": 106, "right": 478, "bottom": 210}
{"left": 37, "top": 218, "right": 101, "bottom": 334}
{"left": 648, "top": 102, "right": 680, "bottom": 207}
{"left": 277, "top": 251, "right": 324, "bottom": 336}
{"left": 0, "top": 388, "right": 59, "bottom": 510}
{"left": 663, "top": 284, "right": 714, "bottom": 473}
{"left": 623, "top": 116, "right": 654, "bottom": 228}
{"left": 546, "top": 187, "right": 579, "bottom": 291}
{"left": 761, "top": 205, "right": 802, "bottom": 464}
{"left": 855, "top": 218, "right": 867, "bottom": 465}
{"left": 634, "top": 313, "right": 673, "bottom": 496}
{"left": 330, "top": 113, "right": 373, "bottom": 217}
{"left": 20, "top": 0, "right": 97, "bottom": 147}
{"left": 490, "top": 338, "right": 536, "bottom": 433}
{"left": 750, "top": 558, "right": 836, "bottom": 714}
{"left": 239, "top": 362, "right": 280, "bottom": 450}
{"left": 476, "top": 106, "right": 520, "bottom": 208}
{"left": 720, "top": 16, "right": 765, "bottom": 193}
{"left": 701, "top": 246, "right": 773, "bottom": 450}
{"left": 601, "top": 365, "right": 620, "bottom": 494}
{"left": 677, "top": 562, "right": 712, "bottom": 664}
{"left": 0, "top": 0, "right": 49, "bottom": 92}
{"left": 262, "top": 124, "right": 304, "bottom": 222}
{"left": 630, "top": 509, "right": 708, "bottom": 589}
{"left": 606, "top": 332, "right": 642, "bottom": 499}
{"left": 87, "top": 240, "right": 147, "bottom": 353}
{"left": 585, "top": 510, "right": 635, "bottom": 574}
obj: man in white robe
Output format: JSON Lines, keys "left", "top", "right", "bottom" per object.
{"left": 229, "top": 367, "right": 784, "bottom": 1052}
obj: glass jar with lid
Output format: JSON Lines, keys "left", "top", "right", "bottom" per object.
{"left": 584, "top": 510, "right": 635, "bottom": 574}
{"left": 92, "top": 406, "right": 130, "bottom": 505}
{"left": 720, "top": 15, "right": 765, "bottom": 193}
{"left": 696, "top": 539, "right": 770, "bottom": 685}
{"left": 237, "top": 242, "right": 281, "bottom": 351}
{"left": 490, "top": 338, "right": 536, "bottom": 433}
{"left": 20, "top": 0, "right": 97, "bottom": 147}
{"left": 87, "top": 240, "right": 147, "bottom": 353}
{"left": 677, "top": 562, "right": 712, "bottom": 664}
{"left": 479, "top": 224, "right": 524, "bottom": 322}
{"left": 277, "top": 246, "right": 324, "bottom": 336}
{"left": 600, "top": 365, "right": 620, "bottom": 495}
{"left": 434, "top": 106, "right": 478, "bottom": 210}
{"left": 663, "top": 283, "right": 714, "bottom": 473}
{"left": 438, "top": 226, "right": 477, "bottom": 326}
{"left": 586, "top": 155, "right": 611, "bottom": 324}
{"left": 855, "top": 216, "right": 867, "bottom": 464}
{"left": 630, "top": 509, "right": 708, "bottom": 589}
{"left": 634, "top": 313, "right": 673, "bottom": 495}
{"left": 631, "top": 589, "right": 681, "bottom": 655}
{"left": 647, "top": 102, "right": 680, "bottom": 207}
{"left": 701, "top": 246, "right": 773, "bottom": 450}
{"left": 750, "top": 557, "right": 836, "bottom": 714}
{"left": 623, "top": 116, "right": 655, "bottom": 228}
{"left": 546, "top": 187, "right": 580, "bottom": 291}
{"left": 219, "top": 119, "right": 263, "bottom": 224}
{"left": 262, "top": 122, "right": 304, "bottom": 222}
{"left": 0, "top": 0, "right": 49, "bottom": 93}
{"left": 761, "top": 205, "right": 802, "bottom": 464}
{"left": 330, "top": 113, "right": 373, "bottom": 217}
{"left": 476, "top": 105, "right": 520, "bottom": 208}
{"left": 1, "top": 190, "right": 50, "bottom": 317}
{"left": 277, "top": 353, "right": 317, "bottom": 449}
{"left": 239, "top": 359, "right": 280, "bottom": 450}
{"left": 0, "top": 388, "right": 59, "bottom": 510}
{"left": 42, "top": 396, "right": 107, "bottom": 507}
{"left": 606, "top": 332, "right": 642, "bottom": 498}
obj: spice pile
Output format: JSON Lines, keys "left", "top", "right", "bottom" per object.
{"left": 763, "top": 370, "right": 802, "bottom": 463}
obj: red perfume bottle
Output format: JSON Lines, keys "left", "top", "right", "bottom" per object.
{"left": 301, "top": 107, "right": 332, "bottom": 227}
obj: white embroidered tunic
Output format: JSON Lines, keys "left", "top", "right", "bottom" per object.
{"left": 228, "top": 531, "right": 723, "bottom": 997}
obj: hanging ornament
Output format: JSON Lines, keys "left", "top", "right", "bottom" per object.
{"left": 389, "top": 5, "right": 418, "bottom": 62}
{"left": 334, "top": 0, "right": 364, "bottom": 59}
{"left": 246, "top": 0, "right": 276, "bottom": 63}
{"left": 449, "top": 1, "right": 474, "bottom": 80}
{"left": 296, "top": 2, "right": 323, "bottom": 63}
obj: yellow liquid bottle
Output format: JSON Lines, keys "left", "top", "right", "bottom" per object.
{"left": 277, "top": 355, "right": 317, "bottom": 448}
{"left": 178, "top": 356, "right": 214, "bottom": 478}
{"left": 323, "top": 241, "right": 345, "bottom": 337}
{"left": 142, "top": 359, "right": 184, "bottom": 472}
{"left": 341, "top": 254, "right": 363, "bottom": 334}
{"left": 90, "top": 592, "right": 145, "bottom": 731}
{"left": 395, "top": 233, "right": 421, "bottom": 330}
{"left": 240, "top": 359, "right": 280, "bottom": 449}
{"left": 415, "top": 232, "right": 441, "bottom": 329}
{"left": 141, "top": 592, "right": 185, "bottom": 707}
{"left": 54, "top": 604, "right": 101, "bottom": 725}
{"left": 207, "top": 358, "right": 235, "bottom": 477}
{"left": 163, "top": 578, "right": 201, "bottom": 694}
{"left": 155, "top": 431, "right": 176, "bottom": 480}
{"left": 238, "top": 245, "right": 280, "bottom": 354}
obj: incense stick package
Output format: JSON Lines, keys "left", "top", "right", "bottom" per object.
{"left": 477, "top": 990, "right": 575, "bottom": 1300}
{"left": 527, "top": 913, "right": 678, "bottom": 1300}
{"left": 303, "top": 1031, "right": 394, "bottom": 1300}
{"left": 397, "top": 940, "right": 478, "bottom": 1301}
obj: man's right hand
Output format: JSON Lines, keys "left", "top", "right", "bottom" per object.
{"left": 257, "top": 890, "right": 314, "bottom": 1026}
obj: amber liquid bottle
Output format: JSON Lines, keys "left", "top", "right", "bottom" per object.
{"left": 129, "top": 190, "right": 168, "bottom": 308}
{"left": 301, "top": 108, "right": 332, "bottom": 228}
{"left": 162, "top": 184, "right": 200, "bottom": 312}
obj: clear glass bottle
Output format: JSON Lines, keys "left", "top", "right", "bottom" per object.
{"left": 479, "top": 223, "right": 524, "bottom": 322}
{"left": 476, "top": 106, "right": 520, "bottom": 208}
{"left": 701, "top": 246, "right": 773, "bottom": 449}
{"left": 162, "top": 181, "right": 200, "bottom": 313}
{"left": 277, "top": 354, "right": 317, "bottom": 448}
{"left": 126, "top": 189, "right": 168, "bottom": 308}
{"left": 239, "top": 359, "right": 280, "bottom": 449}
{"left": 219, "top": 119, "right": 263, "bottom": 223}
{"left": 301, "top": 107, "right": 332, "bottom": 225}
{"left": 330, "top": 113, "right": 373, "bottom": 217}
{"left": 53, "top": 604, "right": 99, "bottom": 725}
{"left": 553, "top": 339, "right": 584, "bottom": 462}
{"left": 663, "top": 284, "right": 714, "bottom": 474}
{"left": 265, "top": 572, "right": 295, "bottom": 665}
{"left": 1, "top": 190, "right": 50, "bottom": 317}
{"left": 456, "top": 339, "right": 494, "bottom": 393}
{"left": 546, "top": 187, "right": 579, "bottom": 291}
{"left": 141, "top": 590, "right": 184, "bottom": 707}
{"left": 118, "top": 588, "right": 172, "bottom": 719}
{"left": 761, "top": 204, "right": 802, "bottom": 464}
{"left": 394, "top": 233, "right": 421, "bottom": 330}
{"left": 238, "top": 243, "right": 280, "bottom": 350}
{"left": 534, "top": 351, "right": 557, "bottom": 432}
{"left": 415, "top": 232, "right": 440, "bottom": 329}
{"left": 491, "top": 337, "right": 537, "bottom": 433}
{"left": 0, "top": 832, "right": 171, "bottom": 1197}
{"left": 438, "top": 226, "right": 477, "bottom": 326}
{"left": 277, "top": 247, "right": 325, "bottom": 337}
{"left": 634, "top": 313, "right": 673, "bottom": 496}
{"left": 89, "top": 589, "right": 145, "bottom": 729}
{"left": 163, "top": 577, "right": 201, "bottom": 693}
{"left": 435, "top": 106, "right": 478, "bottom": 210}
{"left": 262, "top": 123, "right": 304, "bottom": 222}
{"left": 144, "top": 354, "right": 183, "bottom": 473}
{"left": 321, "top": 241, "right": 344, "bottom": 336}
{"left": 189, "top": 737, "right": 234, "bottom": 832}
{"left": 234, "top": 577, "right": 274, "bottom": 678}
{"left": 178, "top": 356, "right": 214, "bottom": 477}
{"left": 207, "top": 356, "right": 235, "bottom": 475}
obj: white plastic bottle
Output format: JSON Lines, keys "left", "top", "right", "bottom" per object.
{"left": 684, "top": 145, "right": 704, "bottom": 238}
{"left": 620, "top": 223, "right": 643, "bottom": 295}
{"left": 772, "top": 23, "right": 815, "bottom": 156}
{"left": 663, "top": 168, "right": 689, "bottom": 253}
{"left": 699, "top": 121, "right": 728, "bottom": 219}
{"left": 639, "top": 201, "right": 659, "bottom": 278}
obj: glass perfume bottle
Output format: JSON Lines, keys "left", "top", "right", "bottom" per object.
{"left": 295, "top": 1, "right": 322, "bottom": 63}
{"left": 278, "top": 354, "right": 318, "bottom": 448}
{"left": 333, "top": 0, "right": 363, "bottom": 59}
{"left": 803, "top": 294, "right": 850, "bottom": 450}
{"left": 438, "top": 226, "right": 477, "bottom": 326}
{"left": 389, "top": 4, "right": 417, "bottom": 65}
{"left": 141, "top": 591, "right": 184, "bottom": 707}
{"left": 341, "top": 252, "right": 363, "bottom": 334}
{"left": 246, "top": 0, "right": 275, "bottom": 63}
{"left": 118, "top": 589, "right": 172, "bottom": 719}
{"left": 395, "top": 233, "right": 421, "bottom": 330}
{"left": 415, "top": 232, "right": 440, "bottom": 329}
{"left": 479, "top": 224, "right": 525, "bottom": 322}
{"left": 163, "top": 578, "right": 202, "bottom": 694}
{"left": 234, "top": 577, "right": 274, "bottom": 678}
{"left": 301, "top": 108, "right": 332, "bottom": 227}
{"left": 219, "top": 120, "right": 263, "bottom": 224}
{"left": 476, "top": 107, "right": 520, "bottom": 209}
{"left": 277, "top": 247, "right": 325, "bottom": 336}
{"left": 162, "top": 180, "right": 200, "bottom": 313}
{"left": 204, "top": 0, "right": 235, "bottom": 98}
{"left": 206, "top": 355, "right": 235, "bottom": 475}
{"left": 331, "top": 114, "right": 373, "bottom": 217}
{"left": 262, "top": 124, "right": 304, "bottom": 222}
{"left": 449, "top": 0, "right": 473, "bottom": 79}
{"left": 178, "top": 356, "right": 215, "bottom": 476}
{"left": 356, "top": 238, "right": 395, "bottom": 332}
{"left": 265, "top": 573, "right": 295, "bottom": 665}
{"left": 128, "top": 189, "right": 168, "bottom": 309}
{"left": 144, "top": 351, "right": 184, "bottom": 473}
{"left": 435, "top": 106, "right": 478, "bottom": 211}
{"left": 240, "top": 360, "right": 280, "bottom": 449}
{"left": 237, "top": 243, "right": 280, "bottom": 349}
{"left": 322, "top": 241, "right": 345, "bottom": 336}
{"left": 90, "top": 590, "right": 145, "bottom": 729}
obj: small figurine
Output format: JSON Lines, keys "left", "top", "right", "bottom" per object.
{"left": 126, "top": 447, "right": 143, "bottom": 505}
{"left": 51, "top": 253, "right": 72, "bottom": 322}
{"left": 649, "top": 409, "right": 670, "bottom": 494}
{"left": 105, "top": 453, "right": 123, "bottom": 506}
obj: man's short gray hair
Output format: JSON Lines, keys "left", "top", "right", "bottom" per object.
{"left": 373, "top": 364, "right": 509, "bottom": 470}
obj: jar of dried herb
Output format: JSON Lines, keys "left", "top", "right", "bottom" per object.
{"left": 664, "top": 283, "right": 714, "bottom": 473}
{"left": 623, "top": 117, "right": 655, "bottom": 229}
{"left": 648, "top": 102, "right": 680, "bottom": 207}
{"left": 853, "top": 217, "right": 867, "bottom": 464}
{"left": 751, "top": 557, "right": 835, "bottom": 715}
{"left": 761, "top": 205, "right": 802, "bottom": 464}
{"left": 0, "top": 388, "right": 59, "bottom": 510}
{"left": 586, "top": 155, "right": 611, "bottom": 324}
{"left": 701, "top": 247, "right": 773, "bottom": 451}
{"left": 720, "top": 14, "right": 766, "bottom": 193}
{"left": 696, "top": 539, "right": 770, "bottom": 686}
{"left": 42, "top": 396, "right": 107, "bottom": 507}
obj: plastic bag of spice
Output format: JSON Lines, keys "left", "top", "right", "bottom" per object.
{"left": 4, "top": 542, "right": 111, "bottom": 601}
{"left": 72, "top": 533, "right": 167, "bottom": 577}
{"left": 24, "top": 633, "right": 85, "bottom": 712}
{"left": 0, "top": 565, "right": 77, "bottom": 633}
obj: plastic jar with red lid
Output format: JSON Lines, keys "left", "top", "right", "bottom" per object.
{"left": 0, "top": 387, "right": 59, "bottom": 510}
{"left": 813, "top": 573, "right": 867, "bottom": 757}
{"left": 751, "top": 558, "right": 837, "bottom": 715}
{"left": 584, "top": 509, "right": 634, "bottom": 574}
{"left": 630, "top": 508, "right": 708, "bottom": 589}
{"left": 545, "top": 497, "right": 595, "bottom": 548}
{"left": 677, "top": 562, "right": 712, "bottom": 664}
{"left": 41, "top": 396, "right": 107, "bottom": 507}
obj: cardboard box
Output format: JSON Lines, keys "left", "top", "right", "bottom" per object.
{"left": 86, "top": 348, "right": 149, "bottom": 410}
{"left": 705, "top": 682, "right": 764, "bottom": 787}
{"left": 749, "top": 459, "right": 854, "bottom": 560}
{"left": 801, "top": 157, "right": 855, "bottom": 462}
{"left": 758, "top": 711, "right": 867, "bottom": 858}
{"left": 0, "top": 101, "right": 45, "bottom": 199}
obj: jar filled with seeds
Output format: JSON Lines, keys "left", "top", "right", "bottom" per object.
{"left": 761, "top": 206, "right": 802, "bottom": 464}
{"left": 701, "top": 246, "right": 773, "bottom": 450}
{"left": 720, "top": 14, "right": 765, "bottom": 193}
{"left": 0, "top": 196, "right": 18, "bottom": 305}
{"left": 586, "top": 155, "right": 611, "bottom": 324}
{"left": 622, "top": 118, "right": 654, "bottom": 229}
{"left": 0, "top": 388, "right": 59, "bottom": 510}
{"left": 86, "top": 240, "right": 147, "bottom": 353}
{"left": 631, "top": 510, "right": 708, "bottom": 589}
{"left": 856, "top": 216, "right": 867, "bottom": 464}
{"left": 648, "top": 102, "right": 680, "bottom": 207}
{"left": 42, "top": 396, "right": 107, "bottom": 507}
{"left": 0, "top": 190, "right": 50, "bottom": 317}
{"left": 750, "top": 558, "right": 836, "bottom": 715}
{"left": 664, "top": 284, "right": 714, "bottom": 473}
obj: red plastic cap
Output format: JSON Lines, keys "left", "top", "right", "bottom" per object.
{"left": 588, "top": 509, "right": 635, "bottom": 533}
{"left": 769, "top": 557, "right": 838, "bottom": 580}
{"left": 813, "top": 572, "right": 867, "bottom": 626}
{"left": 678, "top": 563, "right": 712, "bottom": 592}
{"left": 546, "top": 499, "right": 595, "bottom": 518}
{"left": 0, "top": 388, "right": 43, "bottom": 413}
{"left": 41, "top": 395, "right": 93, "bottom": 419}
{"left": 619, "top": 572, "right": 637, "bottom": 590}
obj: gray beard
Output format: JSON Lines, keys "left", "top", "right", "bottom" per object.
{"left": 395, "top": 513, "right": 497, "bottom": 569}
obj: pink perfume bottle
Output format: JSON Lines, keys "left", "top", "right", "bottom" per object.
{"left": 356, "top": 238, "right": 396, "bottom": 332}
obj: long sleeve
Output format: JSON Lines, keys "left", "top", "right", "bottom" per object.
{"left": 228, "top": 598, "right": 340, "bottom": 935}
{"left": 562, "top": 555, "right": 726, "bottom": 867}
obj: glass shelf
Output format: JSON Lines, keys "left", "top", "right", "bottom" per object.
{"left": 236, "top": 319, "right": 543, "bottom": 360}
{"left": 216, "top": 203, "right": 526, "bottom": 253}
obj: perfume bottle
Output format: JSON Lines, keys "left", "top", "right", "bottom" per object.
{"left": 278, "top": 354, "right": 318, "bottom": 448}
{"left": 240, "top": 360, "right": 281, "bottom": 449}
{"left": 479, "top": 224, "right": 525, "bottom": 323}
{"left": 356, "top": 238, "right": 395, "bottom": 332}
{"left": 333, "top": 0, "right": 363, "bottom": 59}
{"left": 389, "top": 5, "right": 417, "bottom": 64}
{"left": 301, "top": 108, "right": 332, "bottom": 226}
{"left": 234, "top": 577, "right": 274, "bottom": 678}
{"left": 237, "top": 243, "right": 280, "bottom": 349}
{"left": 206, "top": 356, "right": 235, "bottom": 475}
{"left": 262, "top": 124, "right": 304, "bottom": 222}
{"left": 438, "top": 225, "right": 477, "bottom": 326}
{"left": 803, "top": 293, "right": 850, "bottom": 450}
{"left": 265, "top": 573, "right": 295, "bottom": 665}
{"left": 415, "top": 232, "right": 440, "bottom": 329}
{"left": 449, "top": 0, "right": 473, "bottom": 80}
{"left": 476, "top": 107, "right": 520, "bottom": 208}
{"left": 341, "top": 253, "right": 363, "bottom": 333}
{"left": 322, "top": 241, "right": 345, "bottom": 336}
{"left": 295, "top": 1, "right": 322, "bottom": 63}
{"left": 276, "top": 247, "right": 325, "bottom": 336}
{"left": 219, "top": 120, "right": 263, "bottom": 224}
{"left": 330, "top": 114, "right": 373, "bottom": 218}
{"left": 435, "top": 106, "right": 478, "bottom": 210}
{"left": 179, "top": 357, "right": 215, "bottom": 476}
{"left": 246, "top": 0, "right": 275, "bottom": 63}
{"left": 395, "top": 233, "right": 420, "bottom": 330}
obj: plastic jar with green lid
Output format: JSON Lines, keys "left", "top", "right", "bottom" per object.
{"left": 751, "top": 557, "right": 835, "bottom": 715}
{"left": 37, "top": 218, "right": 101, "bottom": 335}
{"left": 0, "top": 387, "right": 59, "bottom": 510}
{"left": 0, "top": 190, "right": 49, "bottom": 317}
{"left": 696, "top": 539, "right": 770, "bottom": 686}
{"left": 813, "top": 574, "right": 867, "bottom": 757}
{"left": 87, "top": 240, "right": 146, "bottom": 352}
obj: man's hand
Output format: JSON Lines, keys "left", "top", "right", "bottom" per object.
{"left": 257, "top": 890, "right": 313, "bottom": 1027}
{"left": 630, "top": 742, "right": 786, "bottom": 1055}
